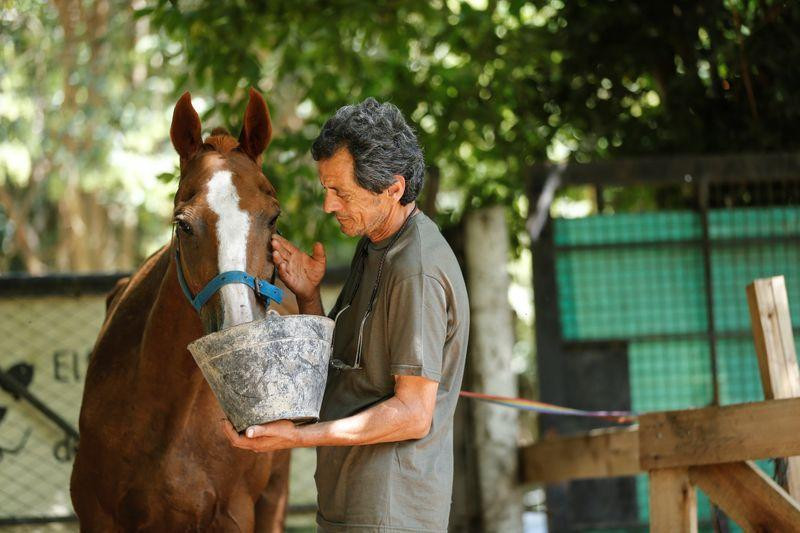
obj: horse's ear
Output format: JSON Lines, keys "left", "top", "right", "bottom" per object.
{"left": 170, "top": 92, "right": 202, "bottom": 163}
{"left": 238, "top": 88, "right": 272, "bottom": 164}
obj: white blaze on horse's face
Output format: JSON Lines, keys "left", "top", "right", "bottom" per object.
{"left": 206, "top": 169, "right": 264, "bottom": 328}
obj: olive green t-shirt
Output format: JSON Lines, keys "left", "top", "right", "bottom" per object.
{"left": 315, "top": 211, "right": 469, "bottom": 533}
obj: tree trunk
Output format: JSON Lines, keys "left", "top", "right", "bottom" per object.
{"left": 463, "top": 206, "right": 522, "bottom": 533}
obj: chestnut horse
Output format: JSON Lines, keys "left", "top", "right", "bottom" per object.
{"left": 70, "top": 89, "right": 296, "bottom": 531}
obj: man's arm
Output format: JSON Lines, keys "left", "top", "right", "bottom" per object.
{"left": 221, "top": 375, "right": 438, "bottom": 451}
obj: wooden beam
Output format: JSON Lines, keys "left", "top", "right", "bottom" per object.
{"left": 690, "top": 461, "right": 800, "bottom": 531}
{"left": 649, "top": 468, "right": 697, "bottom": 533}
{"left": 639, "top": 397, "right": 800, "bottom": 470}
{"left": 530, "top": 152, "right": 800, "bottom": 186}
{"left": 520, "top": 426, "right": 639, "bottom": 484}
{"left": 747, "top": 276, "right": 800, "bottom": 498}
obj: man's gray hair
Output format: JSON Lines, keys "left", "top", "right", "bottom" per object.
{"left": 311, "top": 98, "right": 425, "bottom": 205}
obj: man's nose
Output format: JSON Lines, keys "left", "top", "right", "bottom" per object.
{"left": 323, "top": 190, "right": 339, "bottom": 213}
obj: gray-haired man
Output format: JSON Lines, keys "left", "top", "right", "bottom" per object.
{"left": 222, "top": 98, "right": 470, "bottom": 532}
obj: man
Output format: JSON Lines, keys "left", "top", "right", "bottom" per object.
{"left": 222, "top": 98, "right": 469, "bottom": 532}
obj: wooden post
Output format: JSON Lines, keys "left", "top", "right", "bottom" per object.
{"left": 649, "top": 468, "right": 697, "bottom": 533}
{"left": 747, "top": 276, "right": 800, "bottom": 498}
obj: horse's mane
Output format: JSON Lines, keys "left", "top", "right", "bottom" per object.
{"left": 201, "top": 127, "right": 239, "bottom": 154}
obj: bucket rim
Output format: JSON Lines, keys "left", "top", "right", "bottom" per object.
{"left": 187, "top": 313, "right": 334, "bottom": 351}
{"left": 192, "top": 336, "right": 333, "bottom": 364}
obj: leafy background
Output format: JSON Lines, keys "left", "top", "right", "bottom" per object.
{"left": 1, "top": 0, "right": 798, "bottom": 272}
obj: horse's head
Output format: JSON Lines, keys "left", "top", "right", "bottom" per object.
{"left": 169, "top": 89, "right": 281, "bottom": 333}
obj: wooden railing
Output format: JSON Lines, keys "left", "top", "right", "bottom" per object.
{"left": 521, "top": 276, "right": 800, "bottom": 532}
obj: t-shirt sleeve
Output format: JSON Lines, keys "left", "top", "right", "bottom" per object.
{"left": 386, "top": 274, "right": 447, "bottom": 382}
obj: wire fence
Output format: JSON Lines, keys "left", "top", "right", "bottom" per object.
{"left": 0, "top": 277, "right": 330, "bottom": 528}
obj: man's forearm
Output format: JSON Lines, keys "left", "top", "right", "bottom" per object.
{"left": 297, "top": 291, "right": 324, "bottom": 316}
{"left": 296, "top": 394, "right": 429, "bottom": 447}
{"left": 226, "top": 376, "right": 438, "bottom": 452}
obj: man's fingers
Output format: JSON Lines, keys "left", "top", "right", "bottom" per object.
{"left": 270, "top": 233, "right": 287, "bottom": 247}
{"left": 277, "top": 261, "right": 290, "bottom": 277}
{"left": 221, "top": 420, "right": 261, "bottom": 451}
{"left": 246, "top": 425, "right": 269, "bottom": 438}
{"left": 311, "top": 242, "right": 326, "bottom": 263}
{"left": 272, "top": 243, "right": 292, "bottom": 261}
{"left": 271, "top": 234, "right": 299, "bottom": 255}
{"left": 272, "top": 249, "right": 287, "bottom": 265}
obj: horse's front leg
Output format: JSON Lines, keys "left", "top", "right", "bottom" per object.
{"left": 254, "top": 449, "right": 291, "bottom": 533}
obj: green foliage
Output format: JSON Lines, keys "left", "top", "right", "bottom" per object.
{"left": 144, "top": 0, "right": 800, "bottom": 256}
{"left": 144, "top": 0, "right": 545, "bottom": 256}
{"left": 3, "top": 0, "right": 799, "bottom": 271}
{"left": 539, "top": 0, "right": 800, "bottom": 156}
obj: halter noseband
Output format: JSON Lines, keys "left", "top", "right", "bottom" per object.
{"left": 174, "top": 245, "right": 283, "bottom": 313}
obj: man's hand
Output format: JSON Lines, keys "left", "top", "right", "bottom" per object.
{"left": 271, "top": 234, "right": 326, "bottom": 305}
{"left": 221, "top": 419, "right": 300, "bottom": 452}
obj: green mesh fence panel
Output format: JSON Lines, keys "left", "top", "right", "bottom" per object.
{"left": 716, "top": 337, "right": 764, "bottom": 405}
{"left": 708, "top": 206, "right": 800, "bottom": 240}
{"left": 711, "top": 244, "right": 800, "bottom": 333}
{"left": 554, "top": 205, "right": 800, "bottom": 344}
{"left": 557, "top": 246, "right": 708, "bottom": 339}
{"left": 553, "top": 211, "right": 702, "bottom": 246}
{"left": 628, "top": 340, "right": 713, "bottom": 412}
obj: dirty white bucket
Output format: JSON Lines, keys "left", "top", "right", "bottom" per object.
{"left": 188, "top": 311, "right": 334, "bottom": 432}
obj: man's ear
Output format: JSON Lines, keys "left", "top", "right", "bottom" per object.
{"left": 387, "top": 175, "right": 406, "bottom": 202}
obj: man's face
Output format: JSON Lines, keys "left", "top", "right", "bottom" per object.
{"left": 318, "top": 147, "right": 391, "bottom": 237}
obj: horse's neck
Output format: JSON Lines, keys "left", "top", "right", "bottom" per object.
{"left": 135, "top": 245, "right": 206, "bottom": 391}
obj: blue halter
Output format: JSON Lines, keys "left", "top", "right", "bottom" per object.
{"left": 174, "top": 247, "right": 283, "bottom": 313}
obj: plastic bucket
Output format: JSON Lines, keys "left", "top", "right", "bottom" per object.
{"left": 188, "top": 311, "right": 334, "bottom": 432}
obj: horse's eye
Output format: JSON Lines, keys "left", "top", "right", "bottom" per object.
{"left": 268, "top": 213, "right": 280, "bottom": 227}
{"left": 175, "top": 219, "right": 193, "bottom": 235}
